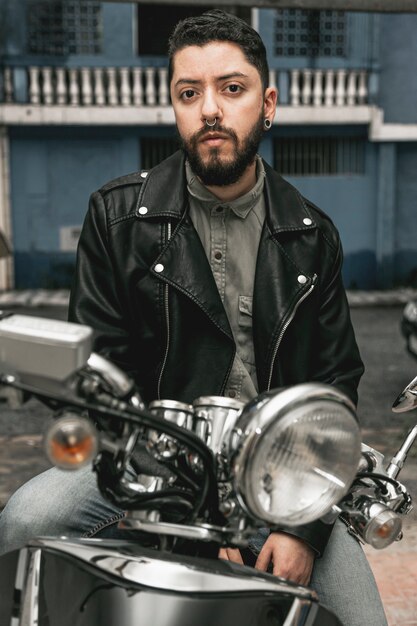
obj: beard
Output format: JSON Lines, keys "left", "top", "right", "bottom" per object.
{"left": 179, "top": 114, "right": 264, "bottom": 187}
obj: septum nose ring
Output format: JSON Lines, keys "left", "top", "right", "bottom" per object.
{"left": 205, "top": 118, "right": 217, "bottom": 127}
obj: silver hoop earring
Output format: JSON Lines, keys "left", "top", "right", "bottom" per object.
{"left": 205, "top": 118, "right": 217, "bottom": 127}
{"left": 264, "top": 119, "right": 272, "bottom": 130}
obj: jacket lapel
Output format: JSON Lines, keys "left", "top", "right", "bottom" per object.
{"left": 137, "top": 151, "right": 233, "bottom": 340}
{"left": 253, "top": 163, "right": 317, "bottom": 388}
{"left": 154, "top": 216, "right": 233, "bottom": 340}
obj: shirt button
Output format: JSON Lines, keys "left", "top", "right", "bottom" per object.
{"left": 228, "top": 390, "right": 237, "bottom": 398}
{"left": 216, "top": 206, "right": 224, "bottom": 213}
{"left": 214, "top": 251, "right": 222, "bottom": 261}
{"left": 140, "top": 172, "right": 148, "bottom": 179}
{"left": 138, "top": 206, "right": 148, "bottom": 215}
{"left": 303, "top": 218, "right": 312, "bottom": 226}
{"left": 154, "top": 264, "right": 164, "bottom": 273}
{"left": 297, "top": 274, "right": 307, "bottom": 285}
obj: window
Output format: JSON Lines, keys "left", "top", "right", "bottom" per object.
{"left": 137, "top": 4, "right": 251, "bottom": 56}
{"left": 141, "top": 137, "right": 179, "bottom": 170}
{"left": 273, "top": 136, "right": 365, "bottom": 176}
{"left": 275, "top": 9, "right": 346, "bottom": 57}
{"left": 27, "top": 0, "right": 102, "bottom": 56}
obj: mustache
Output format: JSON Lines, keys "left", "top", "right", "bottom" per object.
{"left": 191, "top": 124, "right": 239, "bottom": 144}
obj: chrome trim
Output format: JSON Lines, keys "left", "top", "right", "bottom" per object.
{"left": 14, "top": 547, "right": 29, "bottom": 592}
{"left": 386, "top": 424, "right": 417, "bottom": 479}
{"left": 87, "top": 352, "right": 134, "bottom": 398}
{"left": 392, "top": 373, "right": 417, "bottom": 413}
{"left": 149, "top": 399, "right": 194, "bottom": 413}
{"left": 149, "top": 399, "right": 194, "bottom": 430}
{"left": 11, "top": 549, "right": 29, "bottom": 626}
{"left": 119, "top": 511, "right": 229, "bottom": 545}
{"left": 20, "top": 548, "right": 41, "bottom": 626}
{"left": 193, "top": 396, "right": 244, "bottom": 411}
{"left": 267, "top": 277, "right": 316, "bottom": 391}
{"left": 192, "top": 396, "right": 244, "bottom": 456}
{"left": 283, "top": 598, "right": 317, "bottom": 626}
{"left": 30, "top": 538, "right": 317, "bottom": 600}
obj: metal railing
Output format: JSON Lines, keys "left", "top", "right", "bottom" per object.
{"left": 0, "top": 65, "right": 370, "bottom": 107}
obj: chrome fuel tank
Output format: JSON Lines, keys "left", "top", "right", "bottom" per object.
{"left": 0, "top": 538, "right": 342, "bottom": 626}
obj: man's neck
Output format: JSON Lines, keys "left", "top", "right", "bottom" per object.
{"left": 201, "top": 161, "right": 257, "bottom": 203}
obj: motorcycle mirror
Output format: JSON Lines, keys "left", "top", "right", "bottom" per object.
{"left": 392, "top": 374, "right": 417, "bottom": 413}
{"left": 0, "top": 229, "right": 11, "bottom": 258}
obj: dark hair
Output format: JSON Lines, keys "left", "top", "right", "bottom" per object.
{"left": 168, "top": 9, "right": 269, "bottom": 91}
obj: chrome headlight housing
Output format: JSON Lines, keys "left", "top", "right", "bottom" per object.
{"left": 231, "top": 384, "right": 361, "bottom": 526}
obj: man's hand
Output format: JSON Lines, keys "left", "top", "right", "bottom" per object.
{"left": 255, "top": 532, "right": 315, "bottom": 585}
{"left": 218, "top": 547, "right": 244, "bottom": 564}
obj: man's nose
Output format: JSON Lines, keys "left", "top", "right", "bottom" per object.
{"left": 200, "top": 89, "right": 222, "bottom": 125}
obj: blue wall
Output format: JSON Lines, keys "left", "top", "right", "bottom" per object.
{"left": 283, "top": 147, "right": 378, "bottom": 290}
{"left": 378, "top": 14, "right": 417, "bottom": 123}
{"left": 10, "top": 126, "right": 140, "bottom": 288}
{"left": 395, "top": 143, "right": 417, "bottom": 285}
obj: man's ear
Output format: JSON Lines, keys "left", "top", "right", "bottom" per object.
{"left": 264, "top": 87, "right": 278, "bottom": 123}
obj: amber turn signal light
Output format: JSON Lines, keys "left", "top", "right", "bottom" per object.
{"left": 45, "top": 415, "right": 98, "bottom": 470}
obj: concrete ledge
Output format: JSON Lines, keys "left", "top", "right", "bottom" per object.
{"left": 1, "top": 288, "right": 417, "bottom": 309}
{"left": 0, "top": 289, "right": 70, "bottom": 308}
{"left": 347, "top": 288, "right": 417, "bottom": 307}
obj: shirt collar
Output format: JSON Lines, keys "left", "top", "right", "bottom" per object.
{"left": 186, "top": 156, "right": 265, "bottom": 219}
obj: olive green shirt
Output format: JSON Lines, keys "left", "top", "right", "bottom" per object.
{"left": 186, "top": 157, "right": 266, "bottom": 402}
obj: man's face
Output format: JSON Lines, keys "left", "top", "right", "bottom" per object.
{"left": 170, "top": 41, "right": 276, "bottom": 186}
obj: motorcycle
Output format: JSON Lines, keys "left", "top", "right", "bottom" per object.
{"left": 0, "top": 312, "right": 415, "bottom": 626}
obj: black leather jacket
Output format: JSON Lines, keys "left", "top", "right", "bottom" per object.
{"left": 69, "top": 150, "right": 364, "bottom": 555}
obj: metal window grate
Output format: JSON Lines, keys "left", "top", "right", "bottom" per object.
{"left": 137, "top": 4, "right": 251, "bottom": 56}
{"left": 141, "top": 137, "right": 179, "bottom": 171}
{"left": 27, "top": 1, "right": 102, "bottom": 56}
{"left": 275, "top": 9, "right": 346, "bottom": 57}
{"left": 273, "top": 136, "right": 365, "bottom": 176}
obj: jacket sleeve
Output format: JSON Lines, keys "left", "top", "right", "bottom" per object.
{"left": 311, "top": 231, "right": 364, "bottom": 407}
{"left": 68, "top": 191, "right": 141, "bottom": 384}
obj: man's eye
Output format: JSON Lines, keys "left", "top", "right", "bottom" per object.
{"left": 226, "top": 84, "right": 242, "bottom": 94}
{"left": 181, "top": 89, "right": 196, "bottom": 100}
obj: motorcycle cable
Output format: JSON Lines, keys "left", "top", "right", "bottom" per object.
{"left": 356, "top": 471, "right": 402, "bottom": 491}
{"left": 3, "top": 379, "right": 221, "bottom": 525}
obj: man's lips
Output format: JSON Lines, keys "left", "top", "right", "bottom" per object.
{"left": 199, "top": 132, "right": 230, "bottom": 144}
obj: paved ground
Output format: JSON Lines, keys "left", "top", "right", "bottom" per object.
{"left": 1, "top": 291, "right": 417, "bottom": 624}
{"left": 361, "top": 437, "right": 417, "bottom": 626}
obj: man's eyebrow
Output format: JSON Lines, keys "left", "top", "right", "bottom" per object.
{"left": 174, "top": 72, "right": 249, "bottom": 88}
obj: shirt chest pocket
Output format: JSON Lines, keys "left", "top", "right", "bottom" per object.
{"left": 238, "top": 295, "right": 253, "bottom": 328}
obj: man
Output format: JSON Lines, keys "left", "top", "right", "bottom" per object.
{"left": 0, "top": 10, "right": 386, "bottom": 625}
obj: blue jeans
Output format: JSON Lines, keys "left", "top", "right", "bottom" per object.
{"left": 0, "top": 466, "right": 387, "bottom": 626}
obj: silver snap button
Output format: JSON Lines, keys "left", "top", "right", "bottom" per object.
{"left": 154, "top": 263, "right": 164, "bottom": 273}
{"left": 138, "top": 206, "right": 148, "bottom": 215}
{"left": 303, "top": 218, "right": 312, "bottom": 226}
{"left": 298, "top": 275, "right": 307, "bottom": 285}
{"left": 140, "top": 172, "right": 148, "bottom": 178}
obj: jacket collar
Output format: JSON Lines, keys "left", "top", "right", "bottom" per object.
{"left": 262, "top": 160, "right": 316, "bottom": 234}
{"left": 136, "top": 151, "right": 188, "bottom": 220}
{"left": 136, "top": 150, "right": 316, "bottom": 233}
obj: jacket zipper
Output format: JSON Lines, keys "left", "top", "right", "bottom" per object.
{"left": 266, "top": 275, "right": 317, "bottom": 391}
{"left": 157, "top": 221, "right": 172, "bottom": 399}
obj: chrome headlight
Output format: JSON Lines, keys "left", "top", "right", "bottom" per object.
{"left": 231, "top": 384, "right": 361, "bottom": 526}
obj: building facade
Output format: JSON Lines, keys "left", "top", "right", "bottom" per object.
{"left": 1, "top": 1, "right": 417, "bottom": 290}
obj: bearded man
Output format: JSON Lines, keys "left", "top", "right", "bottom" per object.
{"left": 0, "top": 10, "right": 387, "bottom": 625}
